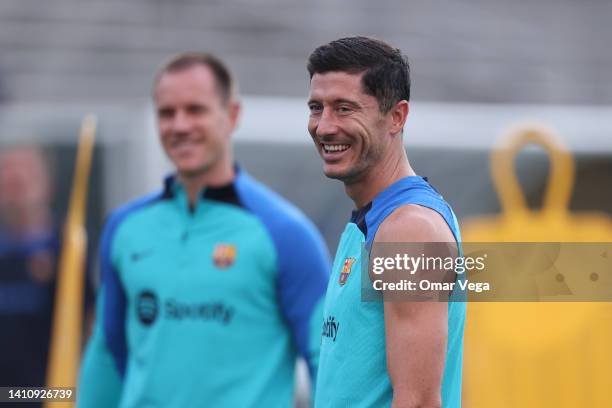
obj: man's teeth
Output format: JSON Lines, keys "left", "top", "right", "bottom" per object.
{"left": 323, "top": 144, "right": 350, "bottom": 153}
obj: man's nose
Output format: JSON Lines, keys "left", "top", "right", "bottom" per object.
{"left": 315, "top": 109, "right": 339, "bottom": 138}
{"left": 171, "top": 111, "right": 192, "bottom": 134}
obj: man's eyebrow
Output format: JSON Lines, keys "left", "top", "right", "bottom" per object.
{"left": 334, "top": 98, "right": 361, "bottom": 108}
{"left": 306, "top": 98, "right": 361, "bottom": 107}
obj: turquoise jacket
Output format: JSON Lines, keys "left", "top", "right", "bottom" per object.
{"left": 78, "top": 169, "right": 330, "bottom": 407}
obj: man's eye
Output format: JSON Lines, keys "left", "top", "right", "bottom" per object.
{"left": 187, "top": 105, "right": 206, "bottom": 115}
{"left": 337, "top": 106, "right": 353, "bottom": 114}
{"left": 158, "top": 109, "right": 174, "bottom": 118}
{"left": 309, "top": 104, "right": 322, "bottom": 114}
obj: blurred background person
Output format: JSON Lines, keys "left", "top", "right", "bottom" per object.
{"left": 0, "top": 146, "right": 59, "bottom": 391}
{"left": 77, "top": 53, "right": 330, "bottom": 408}
{"left": 0, "top": 146, "right": 93, "bottom": 401}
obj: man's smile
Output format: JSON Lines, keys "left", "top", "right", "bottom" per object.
{"left": 320, "top": 142, "right": 352, "bottom": 161}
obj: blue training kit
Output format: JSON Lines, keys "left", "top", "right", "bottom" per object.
{"left": 78, "top": 168, "right": 330, "bottom": 408}
{"left": 315, "top": 176, "right": 465, "bottom": 408}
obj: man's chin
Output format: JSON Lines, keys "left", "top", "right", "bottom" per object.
{"left": 323, "top": 165, "right": 350, "bottom": 181}
{"left": 323, "top": 162, "right": 367, "bottom": 185}
{"left": 175, "top": 163, "right": 211, "bottom": 178}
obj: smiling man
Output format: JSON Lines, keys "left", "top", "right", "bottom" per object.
{"left": 307, "top": 37, "right": 465, "bottom": 408}
{"left": 77, "top": 53, "right": 330, "bottom": 407}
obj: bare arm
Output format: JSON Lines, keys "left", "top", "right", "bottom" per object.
{"left": 375, "top": 205, "right": 456, "bottom": 408}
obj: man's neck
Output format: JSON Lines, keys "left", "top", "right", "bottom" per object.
{"left": 178, "top": 162, "right": 235, "bottom": 206}
{"left": 345, "top": 150, "right": 415, "bottom": 209}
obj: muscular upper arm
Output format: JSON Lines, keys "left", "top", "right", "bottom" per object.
{"left": 374, "top": 205, "right": 456, "bottom": 408}
{"left": 376, "top": 204, "right": 455, "bottom": 244}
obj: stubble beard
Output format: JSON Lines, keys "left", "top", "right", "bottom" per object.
{"left": 333, "top": 143, "right": 383, "bottom": 186}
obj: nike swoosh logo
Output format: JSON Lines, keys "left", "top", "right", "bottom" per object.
{"left": 131, "top": 250, "right": 154, "bottom": 262}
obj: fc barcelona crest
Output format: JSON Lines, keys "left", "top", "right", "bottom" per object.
{"left": 339, "top": 257, "right": 356, "bottom": 286}
{"left": 212, "top": 244, "right": 236, "bottom": 269}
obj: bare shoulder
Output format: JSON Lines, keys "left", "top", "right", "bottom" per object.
{"left": 375, "top": 204, "right": 455, "bottom": 243}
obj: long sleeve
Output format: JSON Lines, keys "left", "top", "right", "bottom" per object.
{"left": 77, "top": 288, "right": 123, "bottom": 407}
{"left": 276, "top": 217, "right": 330, "bottom": 383}
{"left": 77, "top": 214, "right": 129, "bottom": 408}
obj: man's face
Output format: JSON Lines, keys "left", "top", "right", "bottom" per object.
{"left": 0, "top": 148, "right": 51, "bottom": 213}
{"left": 155, "top": 65, "right": 236, "bottom": 178}
{"left": 307, "top": 71, "right": 391, "bottom": 183}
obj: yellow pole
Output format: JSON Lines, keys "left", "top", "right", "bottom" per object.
{"left": 44, "top": 115, "right": 96, "bottom": 407}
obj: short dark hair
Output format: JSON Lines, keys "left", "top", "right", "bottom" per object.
{"left": 307, "top": 36, "right": 410, "bottom": 112}
{"left": 155, "top": 52, "right": 235, "bottom": 102}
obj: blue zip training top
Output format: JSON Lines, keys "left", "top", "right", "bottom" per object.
{"left": 78, "top": 168, "right": 330, "bottom": 408}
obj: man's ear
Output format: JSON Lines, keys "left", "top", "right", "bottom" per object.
{"left": 389, "top": 100, "right": 409, "bottom": 136}
{"left": 227, "top": 100, "right": 241, "bottom": 133}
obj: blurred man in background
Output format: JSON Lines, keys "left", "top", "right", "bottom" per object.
{"left": 78, "top": 53, "right": 330, "bottom": 407}
{"left": 0, "top": 146, "right": 93, "bottom": 405}
{"left": 306, "top": 37, "right": 465, "bottom": 407}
